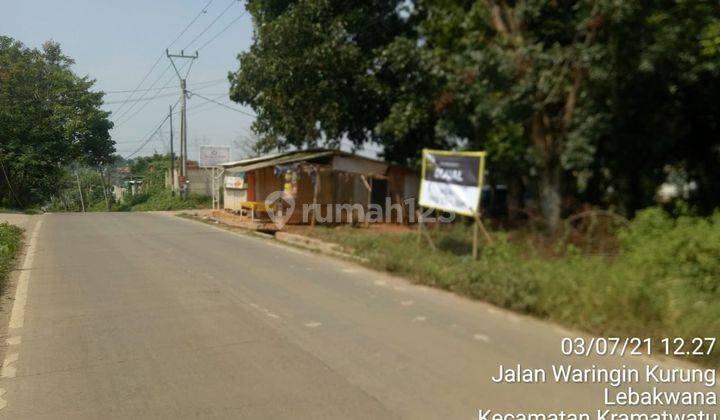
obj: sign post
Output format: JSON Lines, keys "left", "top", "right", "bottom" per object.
{"left": 418, "top": 149, "right": 489, "bottom": 258}
{"left": 199, "top": 146, "right": 231, "bottom": 210}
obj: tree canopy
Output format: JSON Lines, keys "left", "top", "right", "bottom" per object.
{"left": 0, "top": 36, "right": 114, "bottom": 207}
{"left": 229, "top": 0, "right": 720, "bottom": 227}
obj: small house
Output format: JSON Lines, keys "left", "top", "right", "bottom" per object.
{"left": 220, "top": 149, "right": 419, "bottom": 224}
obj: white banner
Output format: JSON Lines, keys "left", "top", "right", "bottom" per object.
{"left": 199, "top": 145, "right": 231, "bottom": 168}
{"left": 419, "top": 181, "right": 480, "bottom": 215}
{"left": 418, "top": 150, "right": 486, "bottom": 216}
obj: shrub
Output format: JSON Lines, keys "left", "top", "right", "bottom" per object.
{"left": 0, "top": 223, "right": 22, "bottom": 292}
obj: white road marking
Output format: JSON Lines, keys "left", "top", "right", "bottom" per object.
{"left": 304, "top": 322, "right": 322, "bottom": 328}
{"left": 373, "top": 280, "right": 387, "bottom": 287}
{"left": 341, "top": 268, "right": 358, "bottom": 273}
{"left": 413, "top": 316, "right": 426, "bottom": 322}
{"left": 0, "top": 388, "right": 6, "bottom": 410}
{"left": 5, "top": 337, "right": 20, "bottom": 346}
{"left": 9, "top": 217, "right": 42, "bottom": 330}
{"left": 473, "top": 333, "right": 490, "bottom": 343}
{"left": 392, "top": 285, "right": 406, "bottom": 291}
{"left": 1, "top": 353, "right": 19, "bottom": 378}
{"left": 400, "top": 300, "right": 414, "bottom": 306}
{"left": 266, "top": 313, "right": 280, "bottom": 319}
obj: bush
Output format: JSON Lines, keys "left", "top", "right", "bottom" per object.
{"left": 0, "top": 223, "right": 22, "bottom": 292}
{"left": 120, "top": 189, "right": 211, "bottom": 211}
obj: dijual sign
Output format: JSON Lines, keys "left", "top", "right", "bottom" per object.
{"left": 418, "top": 149, "right": 487, "bottom": 216}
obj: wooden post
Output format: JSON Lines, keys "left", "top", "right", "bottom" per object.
{"left": 416, "top": 209, "right": 422, "bottom": 246}
{"left": 416, "top": 208, "right": 436, "bottom": 250}
{"left": 98, "top": 169, "right": 110, "bottom": 211}
{"left": 311, "top": 166, "right": 320, "bottom": 227}
{"left": 472, "top": 212, "right": 492, "bottom": 260}
{"left": 360, "top": 175, "right": 372, "bottom": 228}
{"left": 472, "top": 213, "right": 479, "bottom": 259}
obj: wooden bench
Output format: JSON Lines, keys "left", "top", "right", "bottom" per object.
{"left": 239, "top": 201, "right": 268, "bottom": 221}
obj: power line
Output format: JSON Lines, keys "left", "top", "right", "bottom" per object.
{"left": 189, "top": 91, "right": 256, "bottom": 117}
{"left": 197, "top": 10, "right": 248, "bottom": 50}
{"left": 110, "top": 0, "right": 218, "bottom": 125}
{"left": 113, "top": 61, "right": 191, "bottom": 128}
{"left": 124, "top": 98, "right": 180, "bottom": 159}
{"left": 168, "top": 0, "right": 216, "bottom": 49}
{"left": 183, "top": 0, "right": 240, "bottom": 50}
{"left": 111, "top": 64, "right": 173, "bottom": 124}
{"left": 104, "top": 91, "right": 179, "bottom": 105}
{"left": 101, "top": 79, "right": 226, "bottom": 94}
{"left": 111, "top": 53, "right": 165, "bottom": 118}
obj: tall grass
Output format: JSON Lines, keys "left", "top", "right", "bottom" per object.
{"left": 112, "top": 189, "right": 211, "bottom": 212}
{"left": 303, "top": 208, "right": 720, "bottom": 366}
{"left": 0, "top": 223, "right": 22, "bottom": 292}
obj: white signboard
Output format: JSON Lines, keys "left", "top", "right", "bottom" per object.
{"left": 199, "top": 145, "right": 231, "bottom": 168}
{"left": 418, "top": 150, "right": 486, "bottom": 216}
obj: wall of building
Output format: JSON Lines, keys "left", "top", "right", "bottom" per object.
{"left": 166, "top": 168, "right": 215, "bottom": 196}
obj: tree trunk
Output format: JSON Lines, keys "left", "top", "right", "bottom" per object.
{"left": 538, "top": 164, "right": 562, "bottom": 231}
{"left": 531, "top": 112, "right": 562, "bottom": 231}
{"left": 507, "top": 176, "right": 524, "bottom": 222}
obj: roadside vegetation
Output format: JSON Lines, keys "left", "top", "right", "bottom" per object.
{"left": 113, "top": 190, "right": 210, "bottom": 212}
{"left": 297, "top": 208, "right": 720, "bottom": 367}
{"left": 0, "top": 223, "right": 22, "bottom": 292}
{"left": 47, "top": 154, "right": 211, "bottom": 212}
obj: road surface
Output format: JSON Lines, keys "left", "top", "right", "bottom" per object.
{"left": 0, "top": 213, "right": 711, "bottom": 419}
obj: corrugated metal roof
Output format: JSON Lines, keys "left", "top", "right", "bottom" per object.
{"left": 219, "top": 151, "right": 287, "bottom": 168}
{"left": 222, "top": 150, "right": 335, "bottom": 172}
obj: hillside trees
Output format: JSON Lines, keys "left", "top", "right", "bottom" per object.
{"left": 0, "top": 36, "right": 114, "bottom": 207}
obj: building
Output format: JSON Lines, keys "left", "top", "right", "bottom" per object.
{"left": 165, "top": 160, "right": 215, "bottom": 196}
{"left": 220, "top": 149, "right": 419, "bottom": 224}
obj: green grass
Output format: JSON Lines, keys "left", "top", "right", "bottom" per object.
{"left": 0, "top": 223, "right": 23, "bottom": 293}
{"left": 301, "top": 208, "right": 720, "bottom": 366}
{"left": 110, "top": 189, "right": 211, "bottom": 212}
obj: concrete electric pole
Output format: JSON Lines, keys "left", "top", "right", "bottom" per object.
{"left": 166, "top": 49, "right": 198, "bottom": 196}
{"left": 169, "top": 105, "right": 175, "bottom": 195}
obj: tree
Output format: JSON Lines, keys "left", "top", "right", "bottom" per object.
{"left": 231, "top": 1, "right": 720, "bottom": 228}
{"left": 0, "top": 37, "right": 114, "bottom": 207}
{"left": 229, "top": 0, "right": 414, "bottom": 152}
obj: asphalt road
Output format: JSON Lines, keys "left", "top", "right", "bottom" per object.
{"left": 0, "top": 213, "right": 712, "bottom": 419}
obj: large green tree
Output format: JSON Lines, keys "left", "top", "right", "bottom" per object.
{"left": 231, "top": 1, "right": 720, "bottom": 228}
{"left": 229, "top": 0, "right": 415, "bottom": 150}
{"left": 0, "top": 36, "right": 114, "bottom": 207}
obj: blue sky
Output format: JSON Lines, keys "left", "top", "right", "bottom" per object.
{"left": 2, "top": 0, "right": 258, "bottom": 160}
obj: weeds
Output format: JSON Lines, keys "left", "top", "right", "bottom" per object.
{"left": 301, "top": 208, "right": 720, "bottom": 366}
{"left": 0, "top": 223, "right": 22, "bottom": 293}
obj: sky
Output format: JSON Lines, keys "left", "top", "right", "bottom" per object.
{"left": 2, "top": 0, "right": 379, "bottom": 162}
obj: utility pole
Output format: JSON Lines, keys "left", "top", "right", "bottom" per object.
{"left": 166, "top": 49, "right": 198, "bottom": 197}
{"left": 169, "top": 105, "right": 175, "bottom": 195}
{"left": 98, "top": 168, "right": 110, "bottom": 211}
{"left": 75, "top": 169, "right": 85, "bottom": 213}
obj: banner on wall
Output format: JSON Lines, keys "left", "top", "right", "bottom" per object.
{"left": 225, "top": 173, "right": 246, "bottom": 189}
